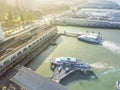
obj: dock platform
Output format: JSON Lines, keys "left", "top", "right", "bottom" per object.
{"left": 59, "top": 31, "right": 82, "bottom": 37}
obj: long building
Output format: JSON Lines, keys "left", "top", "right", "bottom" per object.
{"left": 53, "top": 0, "right": 120, "bottom": 29}
{"left": 10, "top": 66, "right": 68, "bottom": 90}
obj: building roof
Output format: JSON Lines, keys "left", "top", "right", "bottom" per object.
{"left": 10, "top": 66, "right": 68, "bottom": 90}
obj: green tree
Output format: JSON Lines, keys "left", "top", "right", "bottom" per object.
{"left": 20, "top": 14, "right": 24, "bottom": 24}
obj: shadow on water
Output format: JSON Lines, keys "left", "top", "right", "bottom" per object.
{"left": 60, "top": 71, "right": 98, "bottom": 85}
{"left": 26, "top": 37, "right": 63, "bottom": 70}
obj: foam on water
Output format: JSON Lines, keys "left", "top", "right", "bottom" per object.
{"left": 102, "top": 41, "right": 120, "bottom": 55}
{"left": 91, "top": 61, "right": 113, "bottom": 69}
{"left": 91, "top": 62, "right": 120, "bottom": 76}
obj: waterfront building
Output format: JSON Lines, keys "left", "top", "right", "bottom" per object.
{"left": 10, "top": 66, "right": 68, "bottom": 90}
{"left": 81, "top": 0, "right": 120, "bottom": 13}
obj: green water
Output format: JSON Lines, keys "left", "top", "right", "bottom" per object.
{"left": 27, "top": 26, "right": 120, "bottom": 90}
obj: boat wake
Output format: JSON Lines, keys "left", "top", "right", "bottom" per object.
{"left": 102, "top": 41, "right": 120, "bottom": 55}
{"left": 99, "top": 67, "right": 120, "bottom": 77}
{"left": 91, "top": 62, "right": 120, "bottom": 77}
{"left": 101, "top": 68, "right": 118, "bottom": 75}
{"left": 91, "top": 61, "right": 113, "bottom": 69}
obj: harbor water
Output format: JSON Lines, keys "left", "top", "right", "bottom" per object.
{"left": 27, "top": 26, "right": 120, "bottom": 90}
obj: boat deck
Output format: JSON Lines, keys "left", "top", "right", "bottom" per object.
{"left": 51, "top": 67, "right": 66, "bottom": 83}
{"left": 49, "top": 57, "right": 92, "bottom": 83}
{"left": 51, "top": 65, "right": 90, "bottom": 83}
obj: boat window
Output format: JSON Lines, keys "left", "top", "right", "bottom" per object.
{"left": 58, "top": 66, "right": 62, "bottom": 72}
{"left": 61, "top": 60, "right": 63, "bottom": 62}
{"left": 0, "top": 65, "right": 2, "bottom": 68}
{"left": 0, "top": 62, "right": 3, "bottom": 67}
{"left": 67, "top": 58, "right": 71, "bottom": 61}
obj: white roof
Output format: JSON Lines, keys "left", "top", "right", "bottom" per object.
{"left": 56, "top": 57, "right": 77, "bottom": 62}
{"left": 81, "top": 33, "right": 98, "bottom": 39}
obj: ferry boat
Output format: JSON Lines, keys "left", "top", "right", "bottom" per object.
{"left": 49, "top": 57, "right": 92, "bottom": 83}
{"left": 49, "top": 57, "right": 91, "bottom": 72}
{"left": 77, "top": 32, "right": 102, "bottom": 44}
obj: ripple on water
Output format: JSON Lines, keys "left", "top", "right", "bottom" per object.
{"left": 101, "top": 67, "right": 120, "bottom": 76}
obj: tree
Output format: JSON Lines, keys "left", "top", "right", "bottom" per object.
{"left": 20, "top": 14, "right": 24, "bottom": 24}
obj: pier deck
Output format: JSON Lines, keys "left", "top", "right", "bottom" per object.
{"left": 59, "top": 31, "right": 82, "bottom": 37}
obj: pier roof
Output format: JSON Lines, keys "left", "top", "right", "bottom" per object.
{"left": 10, "top": 66, "right": 68, "bottom": 90}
